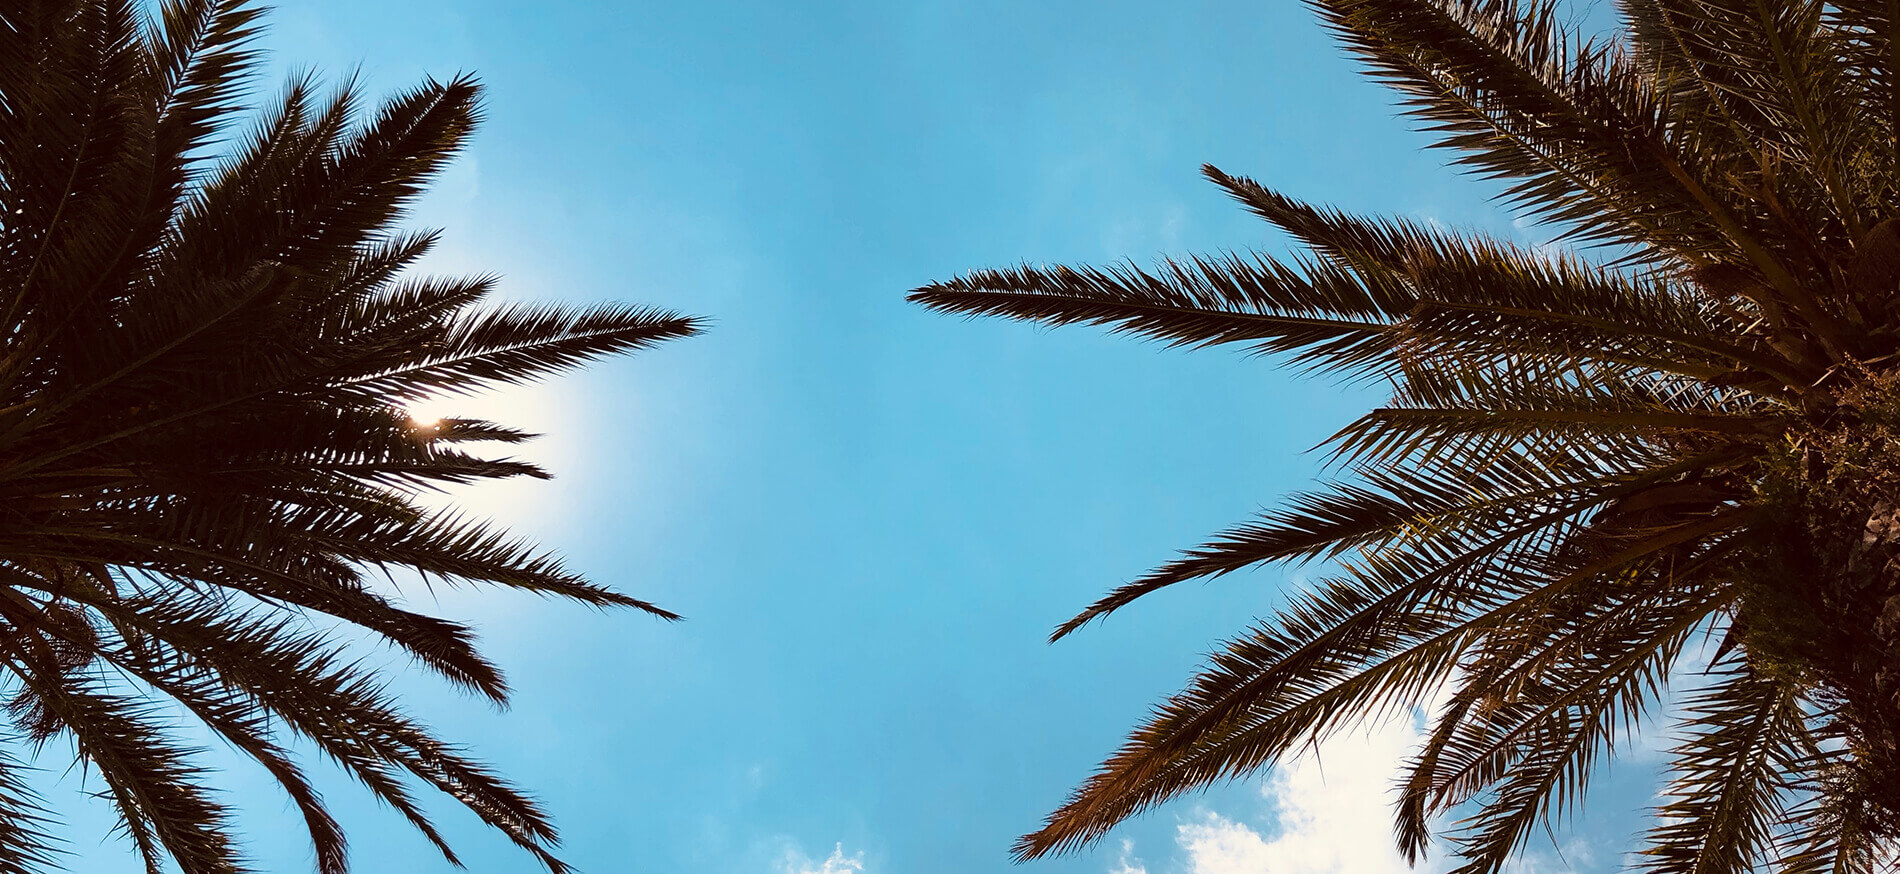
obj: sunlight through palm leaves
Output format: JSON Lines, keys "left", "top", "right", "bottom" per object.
{"left": 914, "top": 0, "right": 1900, "bottom": 871}
{"left": 0, "top": 2, "right": 701, "bottom": 872}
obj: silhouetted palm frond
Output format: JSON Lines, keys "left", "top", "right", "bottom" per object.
{"left": 0, "top": 2, "right": 701, "bottom": 872}
{"left": 913, "top": 0, "right": 1900, "bottom": 870}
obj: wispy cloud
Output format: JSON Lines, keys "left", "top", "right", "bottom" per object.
{"left": 1499, "top": 838, "right": 1595, "bottom": 874}
{"left": 779, "top": 841, "right": 866, "bottom": 874}
{"left": 1110, "top": 839, "right": 1150, "bottom": 874}
{"left": 1101, "top": 202, "right": 1191, "bottom": 256}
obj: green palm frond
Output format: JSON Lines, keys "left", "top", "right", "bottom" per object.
{"left": 0, "top": 2, "right": 701, "bottom": 871}
{"left": 914, "top": 0, "right": 1900, "bottom": 869}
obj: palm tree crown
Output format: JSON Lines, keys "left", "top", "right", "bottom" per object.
{"left": 0, "top": 3, "right": 699, "bottom": 872}
{"left": 915, "top": 0, "right": 1900, "bottom": 871}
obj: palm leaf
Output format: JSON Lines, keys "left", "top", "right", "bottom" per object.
{"left": 0, "top": 2, "right": 701, "bottom": 870}
{"left": 915, "top": 0, "right": 1900, "bottom": 868}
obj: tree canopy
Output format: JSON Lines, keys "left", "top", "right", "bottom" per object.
{"left": 915, "top": 0, "right": 1900, "bottom": 870}
{"left": 0, "top": 2, "right": 699, "bottom": 872}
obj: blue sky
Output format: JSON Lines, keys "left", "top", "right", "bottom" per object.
{"left": 62, "top": 1, "right": 1665, "bottom": 872}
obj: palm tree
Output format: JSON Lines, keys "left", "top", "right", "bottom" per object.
{"left": 0, "top": 3, "right": 700, "bottom": 873}
{"left": 913, "top": 0, "right": 1900, "bottom": 871}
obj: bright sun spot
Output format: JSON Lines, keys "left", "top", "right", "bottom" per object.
{"left": 393, "top": 386, "right": 588, "bottom": 529}
{"left": 405, "top": 398, "right": 459, "bottom": 433}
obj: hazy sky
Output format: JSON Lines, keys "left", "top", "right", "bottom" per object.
{"left": 62, "top": 2, "right": 1657, "bottom": 872}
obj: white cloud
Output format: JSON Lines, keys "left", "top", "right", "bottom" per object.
{"left": 1175, "top": 813, "right": 1275, "bottom": 874}
{"left": 778, "top": 842, "right": 866, "bottom": 874}
{"left": 1110, "top": 838, "right": 1150, "bottom": 874}
{"left": 1126, "top": 709, "right": 1449, "bottom": 874}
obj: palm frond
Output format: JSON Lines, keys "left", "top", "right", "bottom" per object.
{"left": 1638, "top": 665, "right": 1812, "bottom": 874}
{"left": 915, "top": 0, "right": 1900, "bottom": 868}
{"left": 0, "top": 2, "right": 700, "bottom": 870}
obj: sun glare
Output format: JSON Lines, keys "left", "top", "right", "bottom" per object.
{"left": 394, "top": 386, "right": 595, "bottom": 528}
{"left": 405, "top": 400, "right": 455, "bottom": 434}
